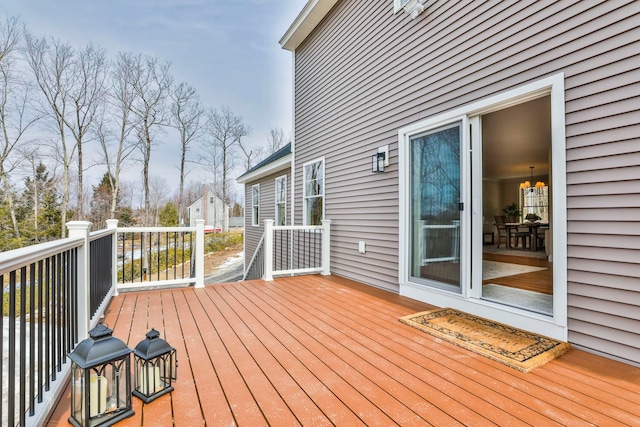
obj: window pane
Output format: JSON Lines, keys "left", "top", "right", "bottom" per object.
{"left": 304, "top": 162, "right": 323, "bottom": 196}
{"left": 410, "top": 123, "right": 461, "bottom": 290}
{"left": 276, "top": 177, "right": 286, "bottom": 203}
{"left": 306, "top": 196, "right": 323, "bottom": 226}
{"left": 276, "top": 203, "right": 286, "bottom": 226}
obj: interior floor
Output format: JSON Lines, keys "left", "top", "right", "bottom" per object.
{"left": 482, "top": 252, "right": 552, "bottom": 295}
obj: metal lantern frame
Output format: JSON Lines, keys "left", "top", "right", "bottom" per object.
{"left": 68, "top": 324, "right": 134, "bottom": 427}
{"left": 132, "top": 328, "right": 177, "bottom": 403}
{"left": 372, "top": 152, "right": 385, "bottom": 173}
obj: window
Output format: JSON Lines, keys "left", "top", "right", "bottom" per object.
{"left": 251, "top": 184, "right": 260, "bottom": 226}
{"left": 275, "top": 175, "right": 287, "bottom": 226}
{"left": 303, "top": 159, "right": 324, "bottom": 225}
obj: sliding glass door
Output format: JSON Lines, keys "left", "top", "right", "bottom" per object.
{"left": 409, "top": 122, "right": 462, "bottom": 292}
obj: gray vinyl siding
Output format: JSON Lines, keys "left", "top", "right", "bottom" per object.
{"left": 292, "top": 0, "right": 640, "bottom": 363}
{"left": 244, "top": 169, "right": 292, "bottom": 273}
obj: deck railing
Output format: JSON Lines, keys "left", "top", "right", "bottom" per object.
{"left": 0, "top": 219, "right": 205, "bottom": 426}
{"left": 113, "top": 220, "right": 205, "bottom": 291}
{"left": 262, "top": 219, "right": 331, "bottom": 281}
{"left": 242, "top": 233, "right": 265, "bottom": 281}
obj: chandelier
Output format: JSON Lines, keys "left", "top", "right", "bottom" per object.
{"left": 520, "top": 166, "right": 545, "bottom": 192}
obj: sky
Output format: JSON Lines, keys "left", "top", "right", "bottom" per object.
{"left": 3, "top": 0, "right": 307, "bottom": 203}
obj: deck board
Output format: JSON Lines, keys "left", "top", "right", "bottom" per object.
{"left": 47, "top": 275, "right": 640, "bottom": 426}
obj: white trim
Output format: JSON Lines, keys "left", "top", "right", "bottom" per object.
{"left": 291, "top": 54, "right": 296, "bottom": 226}
{"left": 236, "top": 154, "right": 291, "bottom": 184}
{"left": 302, "top": 156, "right": 326, "bottom": 226}
{"left": 280, "top": 0, "right": 340, "bottom": 51}
{"left": 398, "top": 73, "right": 567, "bottom": 341}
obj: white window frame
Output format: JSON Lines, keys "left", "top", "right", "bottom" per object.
{"left": 303, "top": 157, "right": 325, "bottom": 226}
{"left": 275, "top": 175, "right": 287, "bottom": 226}
{"left": 398, "top": 73, "right": 567, "bottom": 341}
{"left": 251, "top": 184, "right": 260, "bottom": 227}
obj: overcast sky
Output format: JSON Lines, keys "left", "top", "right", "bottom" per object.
{"left": 3, "top": 0, "right": 306, "bottom": 202}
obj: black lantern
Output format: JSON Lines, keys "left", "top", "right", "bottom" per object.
{"left": 68, "top": 324, "right": 134, "bottom": 427}
{"left": 132, "top": 328, "right": 177, "bottom": 403}
{"left": 372, "top": 152, "right": 385, "bottom": 173}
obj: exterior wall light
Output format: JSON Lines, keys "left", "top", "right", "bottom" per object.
{"left": 372, "top": 152, "right": 386, "bottom": 173}
{"left": 68, "top": 324, "right": 134, "bottom": 427}
{"left": 132, "top": 328, "right": 177, "bottom": 403}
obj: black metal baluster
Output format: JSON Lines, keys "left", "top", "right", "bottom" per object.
{"left": 20, "top": 266, "right": 27, "bottom": 425}
{"left": 173, "top": 232, "right": 177, "bottom": 280}
{"left": 157, "top": 231, "right": 161, "bottom": 280}
{"left": 165, "top": 231, "right": 169, "bottom": 281}
{"left": 0, "top": 275, "right": 4, "bottom": 421}
{"left": 181, "top": 232, "right": 185, "bottom": 278}
{"left": 121, "top": 230, "right": 125, "bottom": 283}
{"left": 55, "top": 252, "right": 62, "bottom": 377}
{"left": 276, "top": 230, "right": 280, "bottom": 271}
{"left": 37, "top": 260, "right": 44, "bottom": 403}
{"left": 314, "top": 229, "right": 318, "bottom": 267}
{"left": 9, "top": 271, "right": 16, "bottom": 427}
{"left": 130, "top": 233, "right": 135, "bottom": 284}
{"left": 62, "top": 251, "right": 67, "bottom": 361}
{"left": 29, "top": 264, "right": 36, "bottom": 415}
{"left": 70, "top": 247, "right": 78, "bottom": 347}
{"left": 44, "top": 257, "right": 51, "bottom": 391}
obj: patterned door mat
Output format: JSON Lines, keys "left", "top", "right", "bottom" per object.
{"left": 400, "top": 308, "right": 571, "bottom": 372}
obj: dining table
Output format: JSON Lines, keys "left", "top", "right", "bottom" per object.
{"left": 505, "top": 222, "right": 549, "bottom": 251}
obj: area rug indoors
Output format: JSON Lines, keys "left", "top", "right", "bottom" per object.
{"left": 400, "top": 308, "right": 571, "bottom": 372}
{"left": 482, "top": 260, "right": 546, "bottom": 280}
{"left": 482, "top": 283, "right": 553, "bottom": 315}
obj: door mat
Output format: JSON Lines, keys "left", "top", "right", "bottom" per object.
{"left": 400, "top": 308, "right": 571, "bottom": 372}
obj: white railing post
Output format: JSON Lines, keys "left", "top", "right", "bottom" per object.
{"left": 321, "top": 219, "right": 331, "bottom": 275}
{"left": 195, "top": 219, "right": 205, "bottom": 288}
{"left": 66, "top": 220, "right": 92, "bottom": 340}
{"left": 264, "top": 219, "right": 274, "bottom": 281}
{"left": 106, "top": 219, "right": 119, "bottom": 296}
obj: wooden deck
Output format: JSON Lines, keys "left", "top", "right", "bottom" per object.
{"left": 47, "top": 275, "right": 640, "bottom": 426}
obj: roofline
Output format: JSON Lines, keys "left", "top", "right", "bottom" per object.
{"left": 279, "top": 0, "right": 339, "bottom": 51}
{"left": 236, "top": 154, "right": 292, "bottom": 184}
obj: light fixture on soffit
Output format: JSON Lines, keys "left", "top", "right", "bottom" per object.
{"left": 403, "top": 0, "right": 434, "bottom": 19}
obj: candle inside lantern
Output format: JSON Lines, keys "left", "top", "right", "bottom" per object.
{"left": 138, "top": 365, "right": 162, "bottom": 394}
{"left": 76, "top": 372, "right": 107, "bottom": 417}
{"left": 89, "top": 373, "right": 108, "bottom": 417}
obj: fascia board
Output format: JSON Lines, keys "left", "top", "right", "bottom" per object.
{"left": 280, "top": 0, "right": 339, "bottom": 51}
{"left": 236, "top": 154, "right": 292, "bottom": 184}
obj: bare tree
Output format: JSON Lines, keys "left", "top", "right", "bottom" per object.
{"left": 96, "top": 52, "right": 138, "bottom": 219}
{"left": 237, "top": 138, "right": 262, "bottom": 172}
{"left": 169, "top": 81, "right": 204, "bottom": 223}
{"left": 62, "top": 44, "right": 108, "bottom": 219}
{"left": 196, "top": 140, "right": 223, "bottom": 201}
{"left": 127, "top": 54, "right": 172, "bottom": 226}
{"left": 148, "top": 175, "right": 168, "bottom": 226}
{"left": 23, "top": 34, "right": 75, "bottom": 237}
{"left": 0, "top": 16, "right": 39, "bottom": 238}
{"left": 205, "top": 105, "right": 249, "bottom": 205}
{"left": 266, "top": 127, "right": 290, "bottom": 154}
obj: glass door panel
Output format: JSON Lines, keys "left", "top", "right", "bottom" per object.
{"left": 410, "top": 122, "right": 462, "bottom": 292}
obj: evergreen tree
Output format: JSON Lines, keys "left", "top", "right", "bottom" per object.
{"left": 158, "top": 202, "right": 178, "bottom": 227}
{"left": 90, "top": 173, "right": 116, "bottom": 228}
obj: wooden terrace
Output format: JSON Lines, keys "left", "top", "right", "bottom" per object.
{"left": 46, "top": 275, "right": 640, "bottom": 426}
